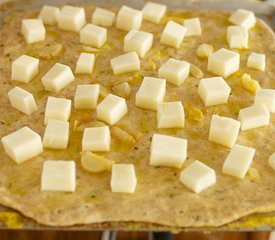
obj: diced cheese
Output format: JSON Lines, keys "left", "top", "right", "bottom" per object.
{"left": 207, "top": 48, "right": 240, "bottom": 78}
{"left": 11, "top": 55, "right": 39, "bottom": 83}
{"left": 229, "top": 9, "right": 256, "bottom": 29}
{"left": 158, "top": 58, "right": 190, "bottom": 86}
{"left": 268, "top": 152, "right": 275, "bottom": 170}
{"left": 241, "top": 73, "right": 261, "bottom": 94}
{"left": 38, "top": 5, "right": 60, "bottom": 25}
{"left": 74, "top": 84, "right": 100, "bottom": 109}
{"left": 110, "top": 52, "right": 140, "bottom": 75}
{"left": 209, "top": 114, "right": 240, "bottom": 148}
{"left": 255, "top": 89, "right": 275, "bottom": 112}
{"left": 82, "top": 126, "right": 111, "bottom": 152}
{"left": 41, "top": 63, "right": 75, "bottom": 92}
{"left": 8, "top": 86, "right": 37, "bottom": 115}
{"left": 238, "top": 104, "right": 270, "bottom": 131}
{"left": 2, "top": 126, "right": 43, "bottom": 164}
{"left": 180, "top": 160, "right": 216, "bottom": 193}
{"left": 226, "top": 26, "right": 248, "bottom": 49}
{"left": 184, "top": 18, "right": 202, "bottom": 37}
{"left": 142, "top": 2, "right": 167, "bottom": 24}
{"left": 247, "top": 53, "right": 266, "bottom": 71}
{"left": 116, "top": 5, "right": 143, "bottom": 31}
{"left": 124, "top": 30, "right": 153, "bottom": 58}
{"left": 160, "top": 20, "right": 187, "bottom": 48}
{"left": 222, "top": 144, "right": 255, "bottom": 179}
{"left": 97, "top": 94, "right": 128, "bottom": 125}
{"left": 150, "top": 134, "right": 187, "bottom": 168}
{"left": 157, "top": 101, "right": 185, "bottom": 128}
{"left": 135, "top": 77, "right": 166, "bottom": 111}
{"left": 41, "top": 160, "right": 76, "bottom": 192}
{"left": 198, "top": 77, "right": 231, "bottom": 106}
{"left": 44, "top": 96, "right": 71, "bottom": 125}
{"left": 92, "top": 7, "right": 116, "bottom": 27}
{"left": 111, "top": 164, "right": 137, "bottom": 193}
{"left": 57, "top": 5, "right": 86, "bottom": 32}
{"left": 43, "top": 119, "right": 69, "bottom": 149}
{"left": 80, "top": 24, "right": 107, "bottom": 48}
{"left": 196, "top": 43, "right": 214, "bottom": 58}
{"left": 75, "top": 53, "right": 95, "bottom": 74}
{"left": 21, "top": 19, "right": 45, "bottom": 43}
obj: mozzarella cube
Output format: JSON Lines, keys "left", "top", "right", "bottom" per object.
{"left": 198, "top": 77, "right": 231, "bottom": 106}
{"left": 227, "top": 26, "right": 248, "bottom": 49}
{"left": 8, "top": 86, "right": 37, "bottom": 115}
{"left": 229, "top": 9, "right": 256, "bottom": 29}
{"left": 157, "top": 101, "right": 185, "bottom": 128}
{"left": 247, "top": 53, "right": 265, "bottom": 71}
{"left": 255, "top": 89, "right": 275, "bottom": 112}
{"left": 75, "top": 53, "right": 95, "bottom": 74}
{"left": 110, "top": 52, "right": 140, "bottom": 75}
{"left": 150, "top": 134, "right": 187, "bottom": 168}
{"left": 184, "top": 18, "right": 202, "bottom": 37}
{"left": 209, "top": 115, "right": 240, "bottom": 148}
{"left": 142, "top": 2, "right": 167, "bottom": 24}
{"left": 97, "top": 94, "right": 128, "bottom": 125}
{"left": 57, "top": 5, "right": 86, "bottom": 32}
{"left": 116, "top": 5, "right": 143, "bottom": 31}
{"left": 38, "top": 5, "right": 60, "bottom": 25}
{"left": 82, "top": 126, "right": 111, "bottom": 152}
{"left": 92, "top": 8, "right": 115, "bottom": 27}
{"left": 238, "top": 104, "right": 270, "bottom": 131}
{"left": 74, "top": 84, "right": 100, "bottom": 109}
{"left": 207, "top": 48, "right": 240, "bottom": 78}
{"left": 2, "top": 126, "right": 43, "bottom": 164}
{"left": 41, "top": 160, "right": 76, "bottom": 192}
{"left": 11, "top": 55, "right": 39, "bottom": 83}
{"left": 124, "top": 30, "right": 153, "bottom": 58}
{"left": 43, "top": 119, "right": 69, "bottom": 149}
{"left": 158, "top": 58, "right": 190, "bottom": 86}
{"left": 42, "top": 63, "right": 75, "bottom": 92}
{"left": 160, "top": 20, "right": 187, "bottom": 48}
{"left": 80, "top": 24, "right": 107, "bottom": 48}
{"left": 222, "top": 144, "right": 255, "bottom": 179}
{"left": 111, "top": 164, "right": 137, "bottom": 193}
{"left": 44, "top": 96, "right": 71, "bottom": 125}
{"left": 135, "top": 77, "right": 166, "bottom": 111}
{"left": 180, "top": 160, "right": 216, "bottom": 193}
{"left": 268, "top": 153, "right": 275, "bottom": 170}
{"left": 21, "top": 19, "right": 45, "bottom": 43}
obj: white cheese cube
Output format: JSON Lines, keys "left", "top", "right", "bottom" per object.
{"left": 255, "top": 89, "right": 275, "bottom": 112}
{"left": 82, "top": 126, "right": 111, "bottom": 152}
{"left": 150, "top": 134, "right": 187, "bottom": 168}
{"left": 21, "top": 19, "right": 45, "bottom": 44}
{"left": 135, "top": 77, "right": 166, "bottom": 111}
{"left": 222, "top": 144, "right": 255, "bottom": 179}
{"left": 80, "top": 24, "right": 107, "bottom": 48}
{"left": 41, "top": 63, "right": 75, "bottom": 92}
{"left": 38, "top": 5, "right": 60, "bottom": 25}
{"left": 227, "top": 26, "right": 248, "bottom": 49}
{"left": 160, "top": 20, "right": 187, "bottom": 48}
{"left": 142, "top": 2, "right": 167, "bottom": 24}
{"left": 74, "top": 84, "right": 100, "bottom": 109}
{"left": 75, "top": 53, "right": 95, "bottom": 74}
{"left": 229, "top": 9, "right": 256, "bottom": 29}
{"left": 41, "top": 160, "right": 76, "bottom": 192}
{"left": 92, "top": 8, "right": 115, "bottom": 27}
{"left": 110, "top": 52, "right": 140, "bottom": 75}
{"left": 97, "top": 94, "right": 128, "bottom": 125}
{"left": 116, "top": 5, "right": 143, "bottom": 31}
{"left": 44, "top": 96, "right": 71, "bottom": 125}
{"left": 2, "top": 126, "right": 43, "bottom": 164}
{"left": 180, "top": 160, "right": 216, "bottom": 193}
{"left": 238, "top": 104, "right": 270, "bottom": 131}
{"left": 184, "top": 18, "right": 202, "bottom": 37}
{"left": 209, "top": 114, "right": 240, "bottom": 148}
{"left": 8, "top": 86, "right": 37, "bottom": 115}
{"left": 268, "top": 153, "right": 275, "bottom": 170}
{"left": 158, "top": 58, "right": 190, "bottom": 86}
{"left": 43, "top": 119, "right": 69, "bottom": 149}
{"left": 57, "top": 5, "right": 86, "bottom": 32}
{"left": 111, "top": 164, "right": 137, "bottom": 193}
{"left": 11, "top": 55, "right": 39, "bottom": 83}
{"left": 198, "top": 77, "right": 231, "bottom": 106}
{"left": 157, "top": 101, "right": 185, "bottom": 128}
{"left": 247, "top": 53, "right": 265, "bottom": 71}
{"left": 207, "top": 48, "right": 240, "bottom": 78}
{"left": 124, "top": 30, "right": 153, "bottom": 58}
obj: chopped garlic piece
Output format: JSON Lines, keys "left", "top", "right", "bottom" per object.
{"left": 190, "top": 64, "right": 203, "bottom": 78}
{"left": 229, "top": 9, "right": 256, "bottom": 29}
{"left": 142, "top": 2, "right": 166, "bottom": 24}
{"left": 196, "top": 43, "right": 214, "bottom": 58}
{"left": 38, "top": 5, "right": 59, "bottom": 25}
{"left": 112, "top": 82, "right": 131, "bottom": 99}
{"left": 247, "top": 53, "right": 266, "bottom": 71}
{"left": 73, "top": 120, "right": 105, "bottom": 132}
{"left": 255, "top": 89, "right": 275, "bottom": 112}
{"left": 27, "top": 43, "right": 63, "bottom": 60}
{"left": 184, "top": 103, "right": 204, "bottom": 122}
{"left": 116, "top": 5, "right": 142, "bottom": 31}
{"left": 110, "top": 126, "right": 136, "bottom": 145}
{"left": 184, "top": 18, "right": 202, "bottom": 37}
{"left": 248, "top": 168, "right": 260, "bottom": 180}
{"left": 21, "top": 19, "right": 45, "bottom": 43}
{"left": 241, "top": 73, "right": 261, "bottom": 94}
{"left": 92, "top": 7, "right": 115, "bottom": 27}
{"left": 268, "top": 153, "right": 275, "bottom": 171}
